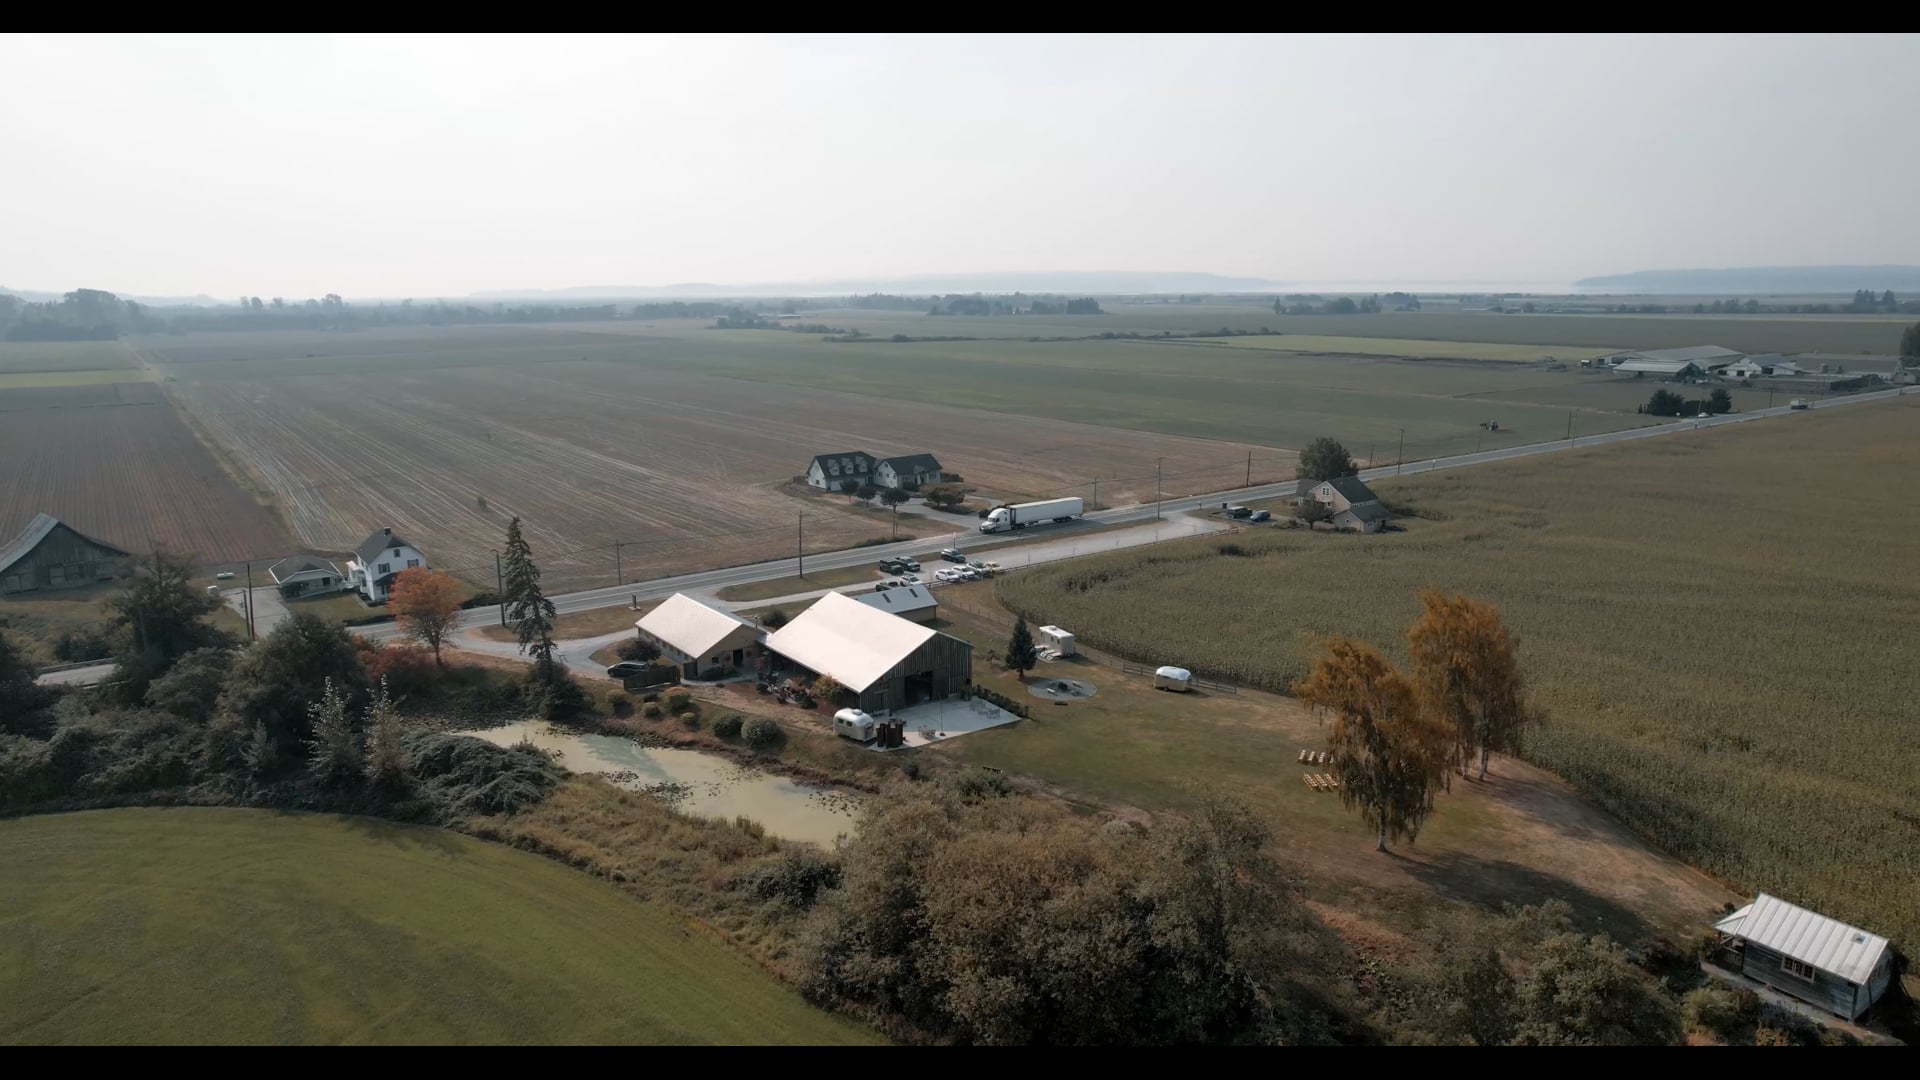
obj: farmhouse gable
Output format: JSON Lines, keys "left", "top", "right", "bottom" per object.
{"left": 806, "top": 451, "right": 877, "bottom": 490}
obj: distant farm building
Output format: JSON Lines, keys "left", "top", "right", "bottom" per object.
{"left": 875, "top": 453, "right": 944, "bottom": 490}
{"left": 268, "top": 557, "right": 345, "bottom": 599}
{"left": 805, "top": 451, "right": 877, "bottom": 491}
{"left": 1299, "top": 476, "right": 1391, "bottom": 534}
{"left": 345, "top": 527, "right": 427, "bottom": 604}
{"left": 1724, "top": 355, "right": 1807, "bottom": 379}
{"left": 1713, "top": 894, "right": 1894, "bottom": 1021}
{"left": 634, "top": 592, "right": 763, "bottom": 678}
{"left": 764, "top": 590, "right": 973, "bottom": 714}
{"left": 854, "top": 584, "right": 939, "bottom": 624}
{"left": 1590, "top": 345, "right": 1741, "bottom": 380}
{"left": 0, "top": 513, "right": 133, "bottom": 595}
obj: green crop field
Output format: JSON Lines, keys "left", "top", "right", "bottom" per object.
{"left": 997, "top": 396, "right": 1920, "bottom": 947}
{"left": 0, "top": 808, "right": 878, "bottom": 1045}
{"left": 0, "top": 341, "right": 137, "bottom": 374}
{"left": 1205, "top": 334, "right": 1618, "bottom": 362}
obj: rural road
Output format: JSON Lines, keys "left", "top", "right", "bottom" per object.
{"left": 357, "top": 385, "right": 1914, "bottom": 653}
{"left": 39, "top": 385, "right": 1914, "bottom": 686}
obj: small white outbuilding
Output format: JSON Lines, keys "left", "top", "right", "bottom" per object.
{"left": 1154, "top": 666, "right": 1193, "bottom": 692}
{"left": 1037, "top": 625, "right": 1076, "bottom": 657}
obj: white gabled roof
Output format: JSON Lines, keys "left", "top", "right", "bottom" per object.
{"left": 636, "top": 592, "right": 757, "bottom": 658}
{"left": 763, "top": 590, "right": 936, "bottom": 692}
{"left": 1635, "top": 345, "right": 1742, "bottom": 364}
{"left": 1614, "top": 358, "right": 1700, "bottom": 375}
{"left": 1714, "top": 894, "right": 1889, "bottom": 984}
{"left": 854, "top": 585, "right": 938, "bottom": 615}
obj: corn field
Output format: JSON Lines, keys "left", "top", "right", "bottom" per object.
{"left": 1000, "top": 399, "right": 1920, "bottom": 947}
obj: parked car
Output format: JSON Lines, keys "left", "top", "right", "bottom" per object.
{"left": 958, "top": 566, "right": 982, "bottom": 581}
{"left": 214, "top": 571, "right": 236, "bottom": 580}
{"left": 901, "top": 558, "right": 921, "bottom": 572}
{"left": 940, "top": 548, "right": 966, "bottom": 562}
{"left": 1249, "top": 509, "right": 1271, "bottom": 523}
{"left": 984, "top": 561, "right": 1002, "bottom": 574}
{"left": 878, "top": 558, "right": 904, "bottom": 573}
{"left": 1224, "top": 504, "right": 1252, "bottom": 519}
{"left": 874, "top": 581, "right": 896, "bottom": 592}
{"left": 607, "top": 661, "right": 649, "bottom": 678}
{"left": 900, "top": 573, "right": 920, "bottom": 584}
{"left": 1789, "top": 399, "right": 1810, "bottom": 410}
{"left": 968, "top": 559, "right": 987, "bottom": 570}
{"left": 935, "top": 568, "right": 962, "bottom": 582}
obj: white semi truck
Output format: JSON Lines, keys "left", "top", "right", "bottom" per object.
{"left": 979, "top": 497, "right": 1084, "bottom": 533}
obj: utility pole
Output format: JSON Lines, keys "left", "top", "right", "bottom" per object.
{"left": 1155, "top": 457, "right": 1163, "bottom": 521}
{"left": 797, "top": 513, "right": 804, "bottom": 578}
{"left": 614, "top": 540, "right": 623, "bottom": 586}
{"left": 1091, "top": 476, "right": 1099, "bottom": 511}
{"left": 1245, "top": 450, "right": 1252, "bottom": 487}
{"left": 1476, "top": 427, "right": 1484, "bottom": 453}
{"left": 494, "top": 551, "right": 506, "bottom": 628}
{"left": 1565, "top": 411, "right": 1574, "bottom": 442}
{"left": 244, "top": 561, "right": 254, "bottom": 640}
{"left": 1396, "top": 429, "right": 1405, "bottom": 477}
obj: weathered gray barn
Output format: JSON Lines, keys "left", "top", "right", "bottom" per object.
{"left": 1713, "top": 893, "right": 1894, "bottom": 1020}
{"left": 763, "top": 590, "right": 972, "bottom": 714}
{"left": 0, "top": 513, "right": 134, "bottom": 595}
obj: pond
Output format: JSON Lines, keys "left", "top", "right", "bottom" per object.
{"left": 457, "top": 722, "right": 860, "bottom": 847}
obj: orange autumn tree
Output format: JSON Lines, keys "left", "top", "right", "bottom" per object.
{"left": 390, "top": 567, "right": 463, "bottom": 666}
{"left": 1408, "top": 589, "right": 1529, "bottom": 783}
{"left": 1295, "top": 636, "right": 1453, "bottom": 852}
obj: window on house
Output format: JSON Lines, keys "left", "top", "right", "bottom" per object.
{"left": 407, "top": 559, "right": 420, "bottom": 569}
{"left": 1781, "top": 956, "right": 1817, "bottom": 982}
{"left": 377, "top": 563, "right": 390, "bottom": 575}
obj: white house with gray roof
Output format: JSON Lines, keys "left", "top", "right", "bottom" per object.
{"left": 344, "top": 527, "right": 427, "bottom": 604}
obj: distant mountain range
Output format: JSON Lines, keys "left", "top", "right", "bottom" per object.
{"left": 468, "top": 271, "right": 1285, "bottom": 300}
{"left": 1574, "top": 266, "right": 1920, "bottom": 294}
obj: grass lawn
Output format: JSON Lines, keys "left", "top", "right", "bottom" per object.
{"left": 716, "top": 565, "right": 878, "bottom": 602}
{"left": 476, "top": 601, "right": 656, "bottom": 644}
{"left": 997, "top": 396, "right": 1920, "bottom": 945}
{"left": 0, "top": 807, "right": 878, "bottom": 1045}
{"left": 283, "top": 591, "right": 379, "bottom": 624}
{"left": 0, "top": 368, "right": 155, "bottom": 389}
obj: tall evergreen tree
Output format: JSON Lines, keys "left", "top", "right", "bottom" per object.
{"left": 501, "top": 517, "right": 558, "bottom": 683}
{"left": 1900, "top": 320, "right": 1920, "bottom": 360}
{"left": 1005, "top": 616, "right": 1037, "bottom": 681}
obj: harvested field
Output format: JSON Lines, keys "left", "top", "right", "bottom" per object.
{"left": 0, "top": 382, "right": 287, "bottom": 564}
{"left": 162, "top": 359, "right": 1290, "bottom": 592}
{"left": 998, "top": 396, "right": 1920, "bottom": 946}
{"left": 0, "top": 340, "right": 137, "bottom": 374}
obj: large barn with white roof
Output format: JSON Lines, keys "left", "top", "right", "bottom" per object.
{"left": 763, "top": 590, "right": 972, "bottom": 714}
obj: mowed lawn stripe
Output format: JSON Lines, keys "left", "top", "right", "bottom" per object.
{"left": 0, "top": 808, "right": 879, "bottom": 1045}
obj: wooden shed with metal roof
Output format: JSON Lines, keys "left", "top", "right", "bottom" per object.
{"left": 1713, "top": 893, "right": 1894, "bottom": 1020}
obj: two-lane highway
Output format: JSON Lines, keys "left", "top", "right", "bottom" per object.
{"left": 354, "top": 385, "right": 1913, "bottom": 648}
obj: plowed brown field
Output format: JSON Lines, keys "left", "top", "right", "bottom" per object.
{"left": 0, "top": 382, "right": 288, "bottom": 564}
{"left": 165, "top": 360, "right": 1291, "bottom": 592}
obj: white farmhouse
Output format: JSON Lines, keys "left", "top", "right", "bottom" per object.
{"left": 345, "top": 526, "right": 428, "bottom": 604}
{"left": 805, "top": 451, "right": 877, "bottom": 491}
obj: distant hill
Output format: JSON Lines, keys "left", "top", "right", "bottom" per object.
{"left": 470, "top": 271, "right": 1283, "bottom": 300}
{"left": 1574, "top": 266, "right": 1920, "bottom": 294}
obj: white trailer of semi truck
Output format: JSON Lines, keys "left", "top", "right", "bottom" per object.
{"left": 979, "top": 497, "right": 1084, "bottom": 534}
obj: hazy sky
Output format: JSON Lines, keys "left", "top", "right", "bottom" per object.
{"left": 3, "top": 33, "right": 1917, "bottom": 298}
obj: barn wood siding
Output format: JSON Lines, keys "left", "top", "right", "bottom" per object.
{"left": 1740, "top": 943, "right": 1860, "bottom": 1018}
{"left": 854, "top": 632, "right": 974, "bottom": 714}
{"left": 1, "top": 523, "right": 132, "bottom": 594}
